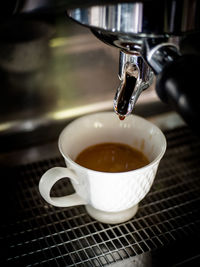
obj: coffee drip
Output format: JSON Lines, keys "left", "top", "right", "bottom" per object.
{"left": 114, "top": 52, "right": 154, "bottom": 119}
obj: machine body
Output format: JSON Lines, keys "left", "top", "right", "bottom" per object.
{"left": 67, "top": 0, "right": 200, "bottom": 131}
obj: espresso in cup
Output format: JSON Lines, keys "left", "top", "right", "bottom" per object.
{"left": 39, "top": 112, "right": 166, "bottom": 224}
{"left": 75, "top": 142, "right": 149, "bottom": 172}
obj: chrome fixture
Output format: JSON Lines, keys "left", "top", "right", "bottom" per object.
{"left": 114, "top": 51, "right": 154, "bottom": 117}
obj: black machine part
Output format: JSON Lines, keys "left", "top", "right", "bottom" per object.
{"left": 156, "top": 54, "right": 200, "bottom": 134}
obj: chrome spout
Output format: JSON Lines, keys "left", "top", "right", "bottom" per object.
{"left": 114, "top": 51, "right": 154, "bottom": 118}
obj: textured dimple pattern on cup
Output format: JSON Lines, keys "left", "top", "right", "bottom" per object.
{"left": 86, "top": 164, "right": 159, "bottom": 212}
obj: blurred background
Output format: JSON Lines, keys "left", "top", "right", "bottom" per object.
{"left": 0, "top": 0, "right": 176, "bottom": 152}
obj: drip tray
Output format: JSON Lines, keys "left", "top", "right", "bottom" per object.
{"left": 1, "top": 126, "right": 200, "bottom": 266}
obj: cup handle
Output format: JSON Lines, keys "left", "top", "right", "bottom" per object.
{"left": 39, "top": 167, "right": 86, "bottom": 207}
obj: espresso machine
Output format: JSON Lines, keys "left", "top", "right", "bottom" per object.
{"left": 65, "top": 0, "right": 200, "bottom": 130}
{"left": 1, "top": 0, "right": 200, "bottom": 133}
{"left": 1, "top": 1, "right": 200, "bottom": 267}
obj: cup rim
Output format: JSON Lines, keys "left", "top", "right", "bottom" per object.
{"left": 58, "top": 112, "right": 167, "bottom": 175}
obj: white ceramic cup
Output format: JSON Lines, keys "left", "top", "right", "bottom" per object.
{"left": 39, "top": 112, "right": 166, "bottom": 224}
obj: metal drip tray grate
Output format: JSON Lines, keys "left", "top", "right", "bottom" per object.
{"left": 1, "top": 126, "right": 200, "bottom": 266}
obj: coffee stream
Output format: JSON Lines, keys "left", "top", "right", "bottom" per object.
{"left": 116, "top": 74, "right": 137, "bottom": 120}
